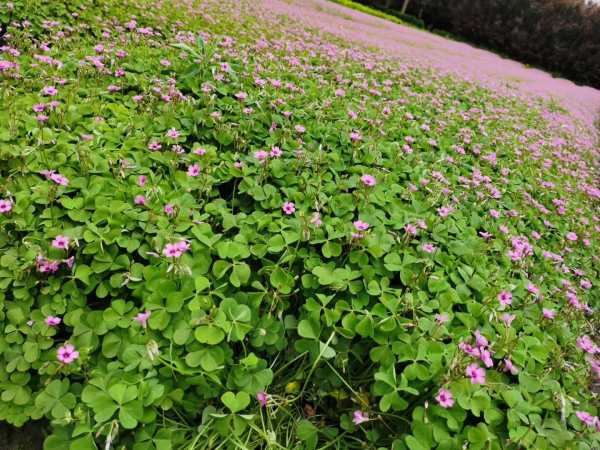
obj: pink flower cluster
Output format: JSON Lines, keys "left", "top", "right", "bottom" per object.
{"left": 41, "top": 170, "right": 69, "bottom": 186}
{"left": 575, "top": 411, "right": 600, "bottom": 432}
{"left": 163, "top": 240, "right": 190, "bottom": 258}
{"left": 460, "top": 330, "right": 494, "bottom": 370}
{"left": 507, "top": 236, "right": 533, "bottom": 261}
{"left": 576, "top": 335, "right": 599, "bottom": 355}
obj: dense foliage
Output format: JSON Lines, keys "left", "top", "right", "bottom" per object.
{"left": 0, "top": 0, "right": 599, "bottom": 449}
{"left": 358, "top": 0, "right": 600, "bottom": 90}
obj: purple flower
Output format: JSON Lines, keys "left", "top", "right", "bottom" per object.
{"left": 422, "top": 243, "right": 436, "bottom": 253}
{"left": 361, "top": 174, "right": 376, "bottom": 186}
{"left": 497, "top": 291, "right": 512, "bottom": 306}
{"left": 353, "top": 220, "right": 369, "bottom": 231}
{"left": 282, "top": 202, "right": 296, "bottom": 215}
{"left": 256, "top": 391, "right": 269, "bottom": 407}
{"left": 57, "top": 344, "right": 79, "bottom": 364}
{"left": 52, "top": 235, "right": 69, "bottom": 250}
{"left": 187, "top": 164, "right": 200, "bottom": 177}
{"left": 0, "top": 199, "right": 13, "bottom": 214}
{"left": 466, "top": 363, "right": 486, "bottom": 385}
{"left": 352, "top": 410, "right": 369, "bottom": 425}
{"left": 435, "top": 389, "right": 454, "bottom": 408}
{"left": 45, "top": 316, "right": 61, "bottom": 326}
{"left": 133, "top": 311, "right": 151, "bottom": 328}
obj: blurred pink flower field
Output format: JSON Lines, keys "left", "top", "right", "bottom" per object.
{"left": 265, "top": 0, "right": 600, "bottom": 135}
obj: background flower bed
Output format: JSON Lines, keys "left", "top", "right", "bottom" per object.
{"left": 0, "top": 0, "right": 598, "bottom": 449}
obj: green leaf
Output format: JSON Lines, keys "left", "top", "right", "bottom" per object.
{"left": 221, "top": 391, "right": 250, "bottom": 413}
{"left": 195, "top": 325, "right": 225, "bottom": 345}
{"left": 297, "top": 319, "right": 320, "bottom": 340}
{"left": 194, "top": 275, "right": 210, "bottom": 292}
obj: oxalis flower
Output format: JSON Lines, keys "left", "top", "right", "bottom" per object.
{"left": 133, "top": 311, "right": 151, "bottom": 328}
{"left": 465, "top": 363, "right": 486, "bottom": 385}
{"left": 163, "top": 240, "right": 190, "bottom": 258}
{"left": 0, "top": 199, "right": 12, "bottom": 214}
{"left": 57, "top": 344, "right": 79, "bottom": 364}
{"left": 575, "top": 411, "right": 598, "bottom": 428}
{"left": 353, "top": 220, "right": 369, "bottom": 231}
{"left": 52, "top": 235, "right": 70, "bottom": 250}
{"left": 256, "top": 391, "right": 269, "bottom": 407}
{"left": 45, "top": 316, "right": 61, "bottom": 326}
{"left": 435, "top": 389, "right": 454, "bottom": 408}
{"left": 361, "top": 174, "right": 376, "bottom": 186}
{"left": 282, "top": 202, "right": 295, "bottom": 215}
{"left": 497, "top": 290, "right": 512, "bottom": 306}
{"left": 422, "top": 243, "right": 436, "bottom": 253}
{"left": 352, "top": 410, "right": 369, "bottom": 425}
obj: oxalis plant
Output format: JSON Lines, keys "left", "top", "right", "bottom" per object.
{"left": 0, "top": 0, "right": 598, "bottom": 449}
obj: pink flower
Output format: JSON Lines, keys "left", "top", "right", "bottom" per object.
{"left": 526, "top": 283, "right": 539, "bottom": 296}
{"left": 187, "top": 164, "right": 200, "bottom": 177}
{"left": 577, "top": 335, "right": 599, "bottom": 354}
{"left": 361, "top": 174, "right": 376, "bottom": 186}
{"left": 465, "top": 363, "right": 486, "bottom": 385}
{"left": 148, "top": 142, "right": 162, "bottom": 151}
{"left": 435, "top": 389, "right": 454, "bottom": 408}
{"left": 164, "top": 204, "right": 175, "bottom": 216}
{"left": 137, "top": 175, "right": 147, "bottom": 186}
{"left": 166, "top": 128, "right": 180, "bottom": 139}
{"left": 542, "top": 308, "right": 556, "bottom": 319}
{"left": 422, "top": 243, "right": 436, "bottom": 253}
{"left": 353, "top": 220, "right": 369, "bottom": 231}
{"left": 160, "top": 59, "right": 171, "bottom": 67}
{"left": 566, "top": 232, "right": 578, "bottom": 241}
{"left": 134, "top": 195, "right": 146, "bottom": 205}
{"left": 270, "top": 146, "right": 283, "bottom": 158}
{"left": 489, "top": 209, "right": 500, "bottom": 219}
{"left": 133, "top": 311, "right": 151, "bottom": 328}
{"left": 473, "top": 330, "right": 488, "bottom": 348}
{"left": 310, "top": 212, "right": 323, "bottom": 227}
{"left": 235, "top": 91, "right": 247, "bottom": 101}
{"left": 254, "top": 150, "right": 268, "bottom": 161}
{"left": 49, "top": 173, "right": 69, "bottom": 186}
{"left": 52, "top": 235, "right": 69, "bottom": 250}
{"left": 256, "top": 391, "right": 269, "bottom": 407}
{"left": 194, "top": 147, "right": 207, "bottom": 156}
{"left": 294, "top": 124, "right": 305, "bottom": 133}
{"left": 0, "top": 199, "right": 13, "bottom": 214}
{"left": 404, "top": 223, "right": 418, "bottom": 235}
{"left": 575, "top": 411, "right": 597, "bottom": 427}
{"left": 352, "top": 410, "right": 369, "bottom": 425}
{"left": 497, "top": 291, "right": 512, "bottom": 306}
{"left": 437, "top": 206, "right": 454, "bottom": 218}
{"left": 282, "top": 202, "right": 296, "bottom": 215}
{"left": 45, "top": 316, "right": 61, "bottom": 326}
{"left": 57, "top": 344, "right": 79, "bottom": 364}
{"left": 163, "top": 240, "right": 190, "bottom": 258}
{"left": 36, "top": 255, "right": 60, "bottom": 274}
{"left": 503, "top": 358, "right": 519, "bottom": 375}
{"left": 350, "top": 131, "right": 362, "bottom": 142}
{"left": 42, "top": 86, "right": 57, "bottom": 96}
{"left": 435, "top": 313, "right": 449, "bottom": 324}
{"left": 500, "top": 313, "right": 516, "bottom": 327}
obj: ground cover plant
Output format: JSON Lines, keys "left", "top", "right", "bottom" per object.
{"left": 0, "top": 0, "right": 599, "bottom": 448}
